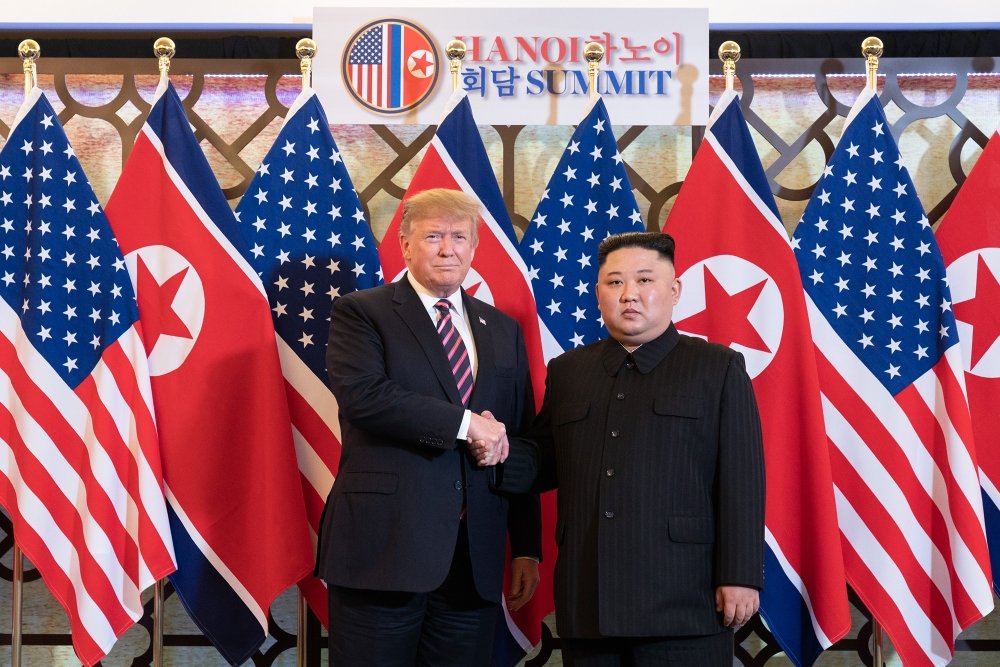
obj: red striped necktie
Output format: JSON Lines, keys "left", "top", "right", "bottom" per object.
{"left": 434, "top": 299, "right": 473, "bottom": 406}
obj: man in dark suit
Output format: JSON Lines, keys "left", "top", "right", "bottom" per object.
{"left": 518, "top": 231, "right": 764, "bottom": 666}
{"left": 316, "top": 188, "right": 539, "bottom": 666}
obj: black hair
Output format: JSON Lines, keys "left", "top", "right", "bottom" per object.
{"left": 597, "top": 231, "right": 675, "bottom": 267}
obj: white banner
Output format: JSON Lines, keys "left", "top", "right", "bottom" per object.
{"left": 313, "top": 6, "right": 709, "bottom": 125}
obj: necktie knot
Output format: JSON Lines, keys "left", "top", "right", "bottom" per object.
{"left": 434, "top": 299, "right": 452, "bottom": 316}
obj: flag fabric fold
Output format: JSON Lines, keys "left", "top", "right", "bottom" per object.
{"left": 0, "top": 87, "right": 176, "bottom": 666}
{"left": 376, "top": 90, "right": 552, "bottom": 664}
{"left": 792, "top": 86, "right": 993, "bottom": 666}
{"left": 664, "top": 89, "right": 850, "bottom": 667}
{"left": 520, "top": 95, "right": 645, "bottom": 355}
{"left": 936, "top": 130, "right": 1000, "bottom": 596}
{"left": 104, "top": 80, "right": 313, "bottom": 665}
{"left": 234, "top": 87, "right": 383, "bottom": 626}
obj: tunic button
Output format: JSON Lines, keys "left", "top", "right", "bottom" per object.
{"left": 604, "top": 511, "right": 615, "bottom": 519}
{"left": 454, "top": 481, "right": 463, "bottom": 490}
{"left": 606, "top": 468, "right": 615, "bottom": 477}
{"left": 616, "top": 392, "right": 625, "bottom": 400}
{"left": 610, "top": 430, "right": 619, "bottom": 438}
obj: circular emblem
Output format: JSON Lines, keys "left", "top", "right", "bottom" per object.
{"left": 125, "top": 245, "right": 205, "bottom": 377}
{"left": 673, "top": 255, "right": 783, "bottom": 379}
{"left": 342, "top": 18, "right": 439, "bottom": 115}
{"left": 947, "top": 248, "right": 1000, "bottom": 377}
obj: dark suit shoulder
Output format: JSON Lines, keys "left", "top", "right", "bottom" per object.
{"left": 547, "top": 338, "right": 605, "bottom": 371}
{"left": 339, "top": 281, "right": 397, "bottom": 305}
{"left": 675, "top": 333, "right": 745, "bottom": 364}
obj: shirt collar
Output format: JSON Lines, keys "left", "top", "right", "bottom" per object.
{"left": 601, "top": 323, "right": 680, "bottom": 375}
{"left": 406, "top": 271, "right": 465, "bottom": 319}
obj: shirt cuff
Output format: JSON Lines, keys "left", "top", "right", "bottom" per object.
{"left": 457, "top": 409, "right": 471, "bottom": 441}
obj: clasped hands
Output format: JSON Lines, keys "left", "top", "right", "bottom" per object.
{"left": 467, "top": 410, "right": 509, "bottom": 467}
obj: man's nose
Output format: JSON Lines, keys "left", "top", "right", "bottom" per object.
{"left": 620, "top": 284, "right": 637, "bottom": 301}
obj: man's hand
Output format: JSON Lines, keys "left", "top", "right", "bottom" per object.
{"left": 715, "top": 585, "right": 759, "bottom": 628}
{"left": 507, "top": 558, "right": 540, "bottom": 612}
{"left": 468, "top": 410, "right": 508, "bottom": 466}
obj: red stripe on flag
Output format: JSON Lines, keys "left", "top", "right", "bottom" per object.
{"left": 1, "top": 339, "right": 138, "bottom": 587}
{"left": 0, "top": 401, "right": 134, "bottom": 636}
{"left": 73, "top": 374, "right": 144, "bottom": 582}
{"left": 827, "top": 443, "right": 955, "bottom": 642}
{"left": 894, "top": 382, "right": 991, "bottom": 626}
{"left": 0, "top": 471, "right": 108, "bottom": 666}
{"left": 816, "top": 352, "right": 962, "bottom": 556}
{"left": 99, "top": 342, "right": 176, "bottom": 576}
{"left": 838, "top": 527, "right": 933, "bottom": 667}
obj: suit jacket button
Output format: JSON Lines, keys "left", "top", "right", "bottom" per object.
{"left": 604, "top": 511, "right": 614, "bottom": 519}
{"left": 610, "top": 430, "right": 619, "bottom": 438}
{"left": 454, "top": 480, "right": 463, "bottom": 490}
{"left": 606, "top": 468, "right": 615, "bottom": 477}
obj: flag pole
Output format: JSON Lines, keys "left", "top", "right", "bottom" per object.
{"left": 860, "top": 35, "right": 885, "bottom": 667}
{"left": 297, "top": 37, "right": 316, "bottom": 93}
{"left": 584, "top": 41, "right": 604, "bottom": 100}
{"left": 719, "top": 40, "right": 740, "bottom": 92}
{"left": 863, "top": 36, "right": 883, "bottom": 94}
{"left": 296, "top": 590, "right": 309, "bottom": 667}
{"left": 149, "top": 36, "right": 175, "bottom": 667}
{"left": 294, "top": 39, "right": 318, "bottom": 667}
{"left": 446, "top": 39, "right": 466, "bottom": 92}
{"left": 11, "top": 40, "right": 40, "bottom": 667}
{"left": 20, "top": 38, "right": 38, "bottom": 94}
{"left": 154, "top": 36, "right": 175, "bottom": 88}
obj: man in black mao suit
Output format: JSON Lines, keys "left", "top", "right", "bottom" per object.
{"left": 316, "top": 188, "right": 539, "bottom": 666}
{"left": 525, "top": 231, "right": 764, "bottom": 666}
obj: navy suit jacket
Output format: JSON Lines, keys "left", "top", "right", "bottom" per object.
{"left": 316, "top": 276, "right": 537, "bottom": 603}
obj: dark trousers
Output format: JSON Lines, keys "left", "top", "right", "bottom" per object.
{"left": 328, "top": 521, "right": 497, "bottom": 667}
{"left": 561, "top": 631, "right": 734, "bottom": 667}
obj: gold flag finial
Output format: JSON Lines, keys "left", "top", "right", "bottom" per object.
{"left": 297, "top": 38, "right": 317, "bottom": 91}
{"left": 446, "top": 39, "right": 466, "bottom": 92}
{"left": 584, "top": 41, "right": 604, "bottom": 100}
{"left": 719, "top": 40, "right": 740, "bottom": 92}
{"left": 862, "top": 36, "right": 883, "bottom": 92}
{"left": 18, "top": 39, "right": 40, "bottom": 96}
{"left": 154, "top": 37, "right": 176, "bottom": 78}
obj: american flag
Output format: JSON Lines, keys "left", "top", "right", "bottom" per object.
{"left": 520, "top": 96, "right": 645, "bottom": 354}
{"left": 104, "top": 80, "right": 313, "bottom": 665}
{"left": 665, "top": 89, "right": 849, "bottom": 667}
{"left": 347, "top": 23, "right": 385, "bottom": 106}
{"left": 792, "top": 87, "right": 993, "bottom": 665}
{"left": 0, "top": 88, "right": 175, "bottom": 666}
{"left": 936, "top": 130, "right": 1000, "bottom": 597}
{"left": 234, "top": 87, "right": 382, "bottom": 625}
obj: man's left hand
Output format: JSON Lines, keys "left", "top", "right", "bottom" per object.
{"left": 715, "top": 585, "right": 759, "bottom": 628}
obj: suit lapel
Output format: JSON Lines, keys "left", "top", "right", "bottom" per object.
{"left": 393, "top": 277, "right": 463, "bottom": 405}
{"left": 465, "top": 294, "right": 496, "bottom": 412}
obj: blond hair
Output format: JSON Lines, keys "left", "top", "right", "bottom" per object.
{"left": 400, "top": 188, "right": 481, "bottom": 244}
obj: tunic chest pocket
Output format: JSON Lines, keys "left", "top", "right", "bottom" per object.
{"left": 553, "top": 401, "right": 590, "bottom": 426}
{"left": 653, "top": 395, "right": 702, "bottom": 419}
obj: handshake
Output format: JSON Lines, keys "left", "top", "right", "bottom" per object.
{"left": 467, "top": 410, "right": 509, "bottom": 467}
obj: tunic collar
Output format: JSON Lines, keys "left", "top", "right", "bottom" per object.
{"left": 601, "top": 323, "right": 680, "bottom": 376}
